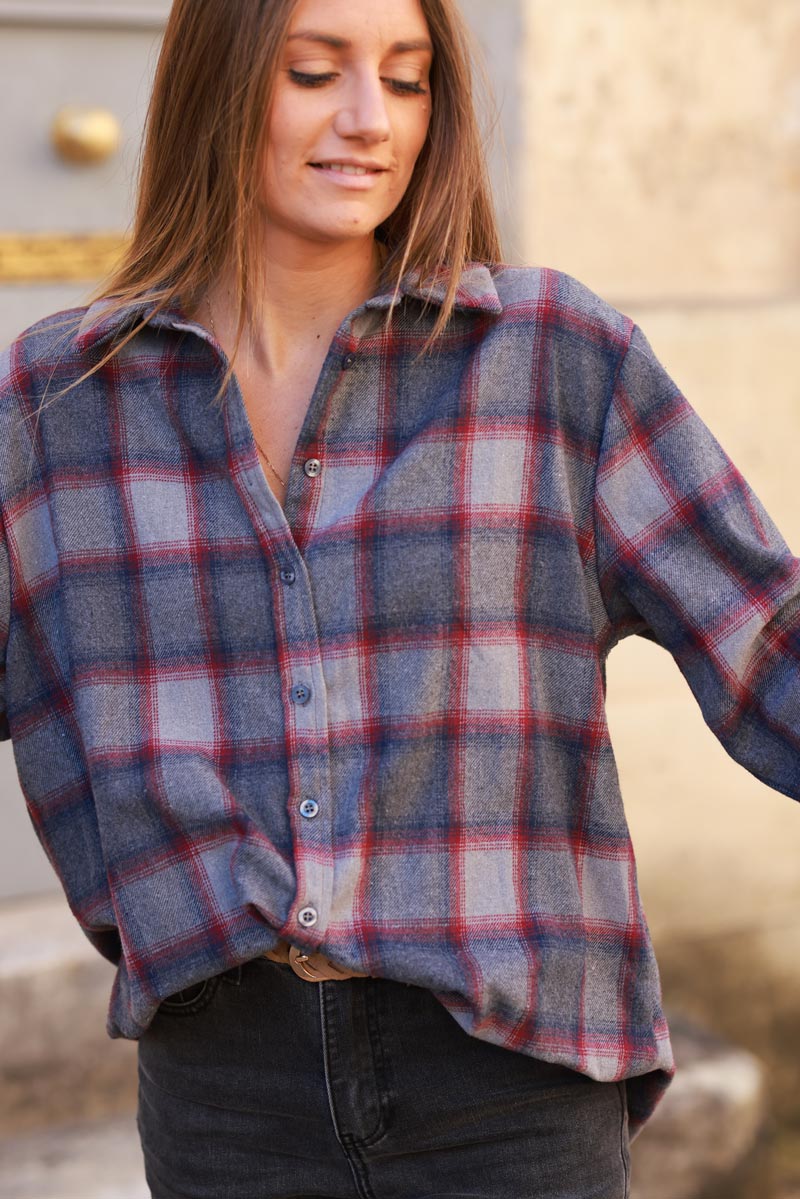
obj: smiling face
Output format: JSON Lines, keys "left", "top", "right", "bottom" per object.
{"left": 262, "top": 0, "right": 433, "bottom": 256}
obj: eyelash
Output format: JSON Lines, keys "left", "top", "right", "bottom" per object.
{"left": 288, "top": 69, "right": 427, "bottom": 96}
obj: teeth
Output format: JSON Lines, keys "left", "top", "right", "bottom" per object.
{"left": 322, "top": 164, "right": 370, "bottom": 175}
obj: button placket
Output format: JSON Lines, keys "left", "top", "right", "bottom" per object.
{"left": 286, "top": 658, "right": 332, "bottom": 937}
{"left": 268, "top": 352, "right": 347, "bottom": 944}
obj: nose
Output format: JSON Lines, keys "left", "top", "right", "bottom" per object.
{"left": 333, "top": 71, "right": 391, "bottom": 143}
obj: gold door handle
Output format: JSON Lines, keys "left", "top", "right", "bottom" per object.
{"left": 51, "top": 106, "right": 121, "bottom": 166}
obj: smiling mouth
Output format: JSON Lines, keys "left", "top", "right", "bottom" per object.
{"left": 310, "top": 163, "right": 385, "bottom": 176}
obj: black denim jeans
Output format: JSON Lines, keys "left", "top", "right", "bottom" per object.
{"left": 137, "top": 955, "right": 631, "bottom": 1199}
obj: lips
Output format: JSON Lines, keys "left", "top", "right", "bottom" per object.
{"left": 310, "top": 162, "right": 386, "bottom": 175}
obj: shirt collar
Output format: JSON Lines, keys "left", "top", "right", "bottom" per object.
{"left": 366, "top": 262, "right": 503, "bottom": 315}
{"left": 74, "top": 262, "right": 503, "bottom": 354}
{"left": 74, "top": 296, "right": 196, "bottom": 355}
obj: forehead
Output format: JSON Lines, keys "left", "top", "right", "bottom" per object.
{"left": 286, "top": 0, "right": 432, "bottom": 48}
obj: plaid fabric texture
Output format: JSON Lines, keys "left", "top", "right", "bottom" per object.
{"left": 1, "top": 265, "right": 798, "bottom": 1137}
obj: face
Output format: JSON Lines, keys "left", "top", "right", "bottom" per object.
{"left": 262, "top": 0, "right": 433, "bottom": 254}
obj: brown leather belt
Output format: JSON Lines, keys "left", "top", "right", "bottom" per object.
{"left": 264, "top": 938, "right": 369, "bottom": 982}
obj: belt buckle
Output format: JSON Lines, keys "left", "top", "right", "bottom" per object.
{"left": 288, "top": 945, "right": 356, "bottom": 982}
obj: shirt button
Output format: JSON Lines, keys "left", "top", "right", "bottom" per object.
{"left": 292, "top": 683, "right": 312, "bottom": 706}
{"left": 342, "top": 354, "right": 356, "bottom": 370}
{"left": 300, "top": 799, "right": 320, "bottom": 819}
{"left": 298, "top": 906, "right": 318, "bottom": 928}
{"left": 280, "top": 567, "right": 296, "bottom": 585}
{"left": 304, "top": 458, "right": 322, "bottom": 478}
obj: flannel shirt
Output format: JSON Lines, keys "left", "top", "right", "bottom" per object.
{"left": 1, "top": 264, "right": 798, "bottom": 1138}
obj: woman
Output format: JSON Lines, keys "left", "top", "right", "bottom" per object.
{"left": 1, "top": 0, "right": 798, "bottom": 1196}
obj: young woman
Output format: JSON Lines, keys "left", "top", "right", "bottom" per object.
{"left": 1, "top": 1, "right": 797, "bottom": 1196}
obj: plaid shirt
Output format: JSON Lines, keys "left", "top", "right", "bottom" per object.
{"left": 1, "top": 265, "right": 798, "bottom": 1137}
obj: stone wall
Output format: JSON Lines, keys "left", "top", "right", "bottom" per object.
{"left": 522, "top": 0, "right": 800, "bottom": 303}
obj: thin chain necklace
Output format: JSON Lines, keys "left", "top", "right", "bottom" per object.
{"left": 204, "top": 296, "right": 288, "bottom": 489}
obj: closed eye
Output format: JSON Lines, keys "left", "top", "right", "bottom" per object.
{"left": 289, "top": 69, "right": 338, "bottom": 88}
{"left": 384, "top": 78, "right": 428, "bottom": 96}
{"left": 288, "top": 69, "right": 427, "bottom": 97}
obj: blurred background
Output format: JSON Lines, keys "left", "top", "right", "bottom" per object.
{"left": 0, "top": 1, "right": 799, "bottom": 1196}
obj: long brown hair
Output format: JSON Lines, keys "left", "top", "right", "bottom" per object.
{"left": 92, "top": 0, "right": 502, "bottom": 364}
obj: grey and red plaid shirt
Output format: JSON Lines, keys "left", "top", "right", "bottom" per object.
{"left": 1, "top": 264, "right": 798, "bottom": 1135}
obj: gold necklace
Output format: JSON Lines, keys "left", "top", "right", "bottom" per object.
{"left": 204, "top": 296, "right": 288, "bottom": 489}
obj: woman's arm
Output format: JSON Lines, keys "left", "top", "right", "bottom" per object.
{"left": 594, "top": 324, "right": 800, "bottom": 801}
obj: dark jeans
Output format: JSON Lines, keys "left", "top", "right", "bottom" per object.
{"left": 137, "top": 955, "right": 631, "bottom": 1199}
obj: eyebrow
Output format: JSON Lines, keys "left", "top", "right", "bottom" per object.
{"left": 286, "top": 31, "right": 434, "bottom": 55}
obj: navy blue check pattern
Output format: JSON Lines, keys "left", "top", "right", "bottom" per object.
{"left": 1, "top": 264, "right": 798, "bottom": 1136}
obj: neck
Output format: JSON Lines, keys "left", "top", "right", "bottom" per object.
{"left": 207, "top": 236, "right": 383, "bottom": 375}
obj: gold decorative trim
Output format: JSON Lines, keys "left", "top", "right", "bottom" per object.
{"left": 0, "top": 233, "right": 127, "bottom": 284}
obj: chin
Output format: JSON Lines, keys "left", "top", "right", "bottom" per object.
{"left": 304, "top": 220, "right": 384, "bottom": 244}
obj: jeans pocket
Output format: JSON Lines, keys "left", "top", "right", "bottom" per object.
{"left": 158, "top": 974, "right": 222, "bottom": 1017}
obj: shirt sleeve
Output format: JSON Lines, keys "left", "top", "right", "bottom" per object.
{"left": 594, "top": 323, "right": 800, "bottom": 802}
{"left": 0, "top": 510, "right": 9, "bottom": 741}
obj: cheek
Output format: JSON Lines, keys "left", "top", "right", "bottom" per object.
{"left": 417, "top": 101, "right": 433, "bottom": 154}
{"left": 400, "top": 108, "right": 432, "bottom": 174}
{"left": 265, "top": 91, "right": 313, "bottom": 167}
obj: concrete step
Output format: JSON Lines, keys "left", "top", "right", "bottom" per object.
{"left": 0, "top": 1117, "right": 148, "bottom": 1199}
{"left": 630, "top": 1017, "right": 768, "bottom": 1199}
{"left": 0, "top": 894, "right": 137, "bottom": 1134}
